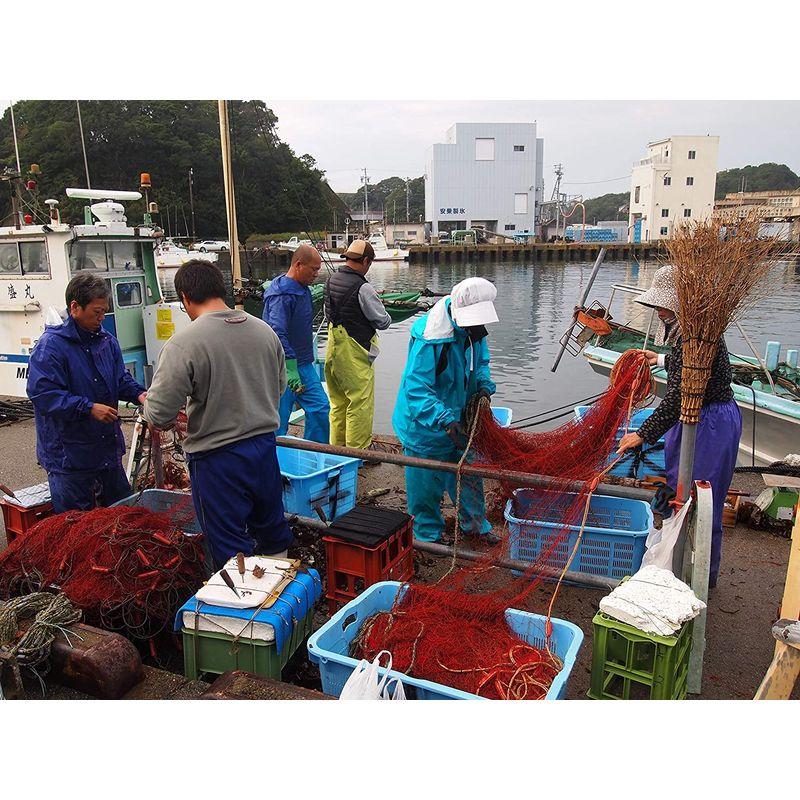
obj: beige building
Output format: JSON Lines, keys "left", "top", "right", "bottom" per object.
{"left": 628, "top": 135, "right": 719, "bottom": 242}
{"left": 385, "top": 222, "right": 427, "bottom": 245}
{"left": 715, "top": 190, "right": 800, "bottom": 239}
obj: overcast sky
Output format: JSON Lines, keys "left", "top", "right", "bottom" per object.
{"left": 267, "top": 100, "right": 800, "bottom": 198}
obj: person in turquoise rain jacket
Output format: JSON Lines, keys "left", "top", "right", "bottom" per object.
{"left": 392, "top": 277, "right": 500, "bottom": 543}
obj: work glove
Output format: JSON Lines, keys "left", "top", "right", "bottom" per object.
{"left": 446, "top": 421, "right": 467, "bottom": 450}
{"left": 286, "top": 358, "right": 305, "bottom": 394}
{"left": 473, "top": 387, "right": 492, "bottom": 403}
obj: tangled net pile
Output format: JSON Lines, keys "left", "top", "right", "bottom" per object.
{"left": 0, "top": 504, "right": 205, "bottom": 640}
{"left": 352, "top": 350, "right": 655, "bottom": 699}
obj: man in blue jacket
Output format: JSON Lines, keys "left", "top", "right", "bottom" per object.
{"left": 27, "top": 273, "right": 147, "bottom": 513}
{"left": 392, "top": 277, "right": 499, "bottom": 543}
{"left": 262, "top": 244, "right": 330, "bottom": 443}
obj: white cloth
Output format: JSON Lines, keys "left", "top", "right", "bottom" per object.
{"left": 599, "top": 565, "right": 706, "bottom": 637}
{"left": 422, "top": 296, "right": 455, "bottom": 340}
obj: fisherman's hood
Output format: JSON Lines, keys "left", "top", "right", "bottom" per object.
{"left": 264, "top": 273, "right": 310, "bottom": 297}
{"left": 47, "top": 314, "right": 108, "bottom": 344}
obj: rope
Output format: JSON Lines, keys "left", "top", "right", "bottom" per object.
{"left": 445, "top": 395, "right": 490, "bottom": 578}
{"left": 0, "top": 593, "right": 81, "bottom": 673}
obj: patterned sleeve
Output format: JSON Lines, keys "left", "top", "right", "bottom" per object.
{"left": 637, "top": 339, "right": 682, "bottom": 444}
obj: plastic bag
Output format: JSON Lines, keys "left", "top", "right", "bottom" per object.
{"left": 641, "top": 496, "right": 693, "bottom": 571}
{"left": 339, "top": 650, "right": 406, "bottom": 700}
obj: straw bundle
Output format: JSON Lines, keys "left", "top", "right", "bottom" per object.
{"left": 664, "top": 213, "right": 787, "bottom": 424}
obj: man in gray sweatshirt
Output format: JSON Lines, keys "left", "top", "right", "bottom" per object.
{"left": 143, "top": 260, "right": 293, "bottom": 568}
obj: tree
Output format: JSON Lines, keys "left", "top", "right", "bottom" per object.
{"left": 714, "top": 163, "right": 800, "bottom": 199}
{"left": 0, "top": 100, "right": 348, "bottom": 237}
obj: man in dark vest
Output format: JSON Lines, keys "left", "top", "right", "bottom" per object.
{"left": 324, "top": 239, "right": 390, "bottom": 448}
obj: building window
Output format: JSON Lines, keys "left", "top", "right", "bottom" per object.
{"left": 504, "top": 224, "right": 516, "bottom": 231}
{"left": 660, "top": 227, "right": 668, "bottom": 236}
{"left": 514, "top": 193, "right": 528, "bottom": 214}
{"left": 684, "top": 208, "right": 692, "bottom": 217}
{"left": 663, "top": 176, "right": 671, "bottom": 186}
{"left": 661, "top": 208, "right": 669, "bottom": 217}
{"left": 634, "top": 186, "right": 641, "bottom": 204}
{"left": 513, "top": 145, "right": 525, "bottom": 152}
{"left": 686, "top": 176, "right": 694, "bottom": 186}
{"left": 475, "top": 138, "right": 495, "bottom": 161}
{"left": 688, "top": 150, "right": 696, "bottom": 159}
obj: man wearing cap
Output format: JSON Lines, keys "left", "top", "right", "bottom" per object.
{"left": 262, "top": 244, "right": 330, "bottom": 443}
{"left": 324, "top": 239, "right": 391, "bottom": 449}
{"left": 392, "top": 277, "right": 499, "bottom": 544}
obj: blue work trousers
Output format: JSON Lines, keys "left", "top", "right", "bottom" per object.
{"left": 278, "top": 362, "right": 330, "bottom": 444}
{"left": 48, "top": 465, "right": 132, "bottom": 513}
{"left": 404, "top": 446, "right": 492, "bottom": 542}
{"left": 187, "top": 433, "right": 294, "bottom": 569}
{"left": 665, "top": 399, "right": 742, "bottom": 586}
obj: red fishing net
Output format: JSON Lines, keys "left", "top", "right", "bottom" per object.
{"left": 351, "top": 350, "right": 655, "bottom": 698}
{"left": 0, "top": 502, "right": 205, "bottom": 639}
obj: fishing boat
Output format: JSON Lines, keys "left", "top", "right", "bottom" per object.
{"left": 365, "top": 232, "right": 408, "bottom": 262}
{"left": 580, "top": 283, "right": 800, "bottom": 467}
{"left": 155, "top": 238, "right": 216, "bottom": 300}
{"left": 278, "top": 236, "right": 313, "bottom": 252}
{"left": 0, "top": 188, "right": 165, "bottom": 398}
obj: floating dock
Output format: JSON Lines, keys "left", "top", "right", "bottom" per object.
{"left": 406, "top": 242, "right": 664, "bottom": 265}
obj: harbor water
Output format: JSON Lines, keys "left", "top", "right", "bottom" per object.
{"left": 258, "top": 257, "right": 800, "bottom": 434}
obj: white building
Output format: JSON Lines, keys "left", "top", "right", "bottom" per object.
{"left": 385, "top": 222, "right": 426, "bottom": 245}
{"left": 425, "top": 123, "right": 544, "bottom": 237}
{"left": 628, "top": 135, "right": 719, "bottom": 243}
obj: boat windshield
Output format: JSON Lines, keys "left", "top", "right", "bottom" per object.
{"left": 69, "top": 240, "right": 145, "bottom": 273}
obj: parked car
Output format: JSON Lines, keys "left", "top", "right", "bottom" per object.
{"left": 438, "top": 231, "right": 451, "bottom": 243}
{"left": 192, "top": 240, "right": 229, "bottom": 253}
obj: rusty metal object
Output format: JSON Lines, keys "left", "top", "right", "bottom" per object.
{"left": 200, "top": 670, "right": 333, "bottom": 700}
{"left": 46, "top": 621, "right": 143, "bottom": 699}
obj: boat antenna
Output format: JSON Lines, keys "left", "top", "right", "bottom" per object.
{"left": 9, "top": 102, "right": 21, "bottom": 174}
{"left": 284, "top": 181, "right": 336, "bottom": 275}
{"left": 76, "top": 100, "right": 91, "bottom": 189}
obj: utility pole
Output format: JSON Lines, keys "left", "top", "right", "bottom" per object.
{"left": 361, "top": 167, "right": 369, "bottom": 232}
{"left": 188, "top": 167, "right": 197, "bottom": 240}
{"left": 406, "top": 177, "right": 410, "bottom": 222}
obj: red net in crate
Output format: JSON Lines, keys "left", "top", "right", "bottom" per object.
{"left": 352, "top": 350, "right": 656, "bottom": 699}
{"left": 323, "top": 506, "right": 414, "bottom": 614}
{"left": 0, "top": 501, "right": 205, "bottom": 640}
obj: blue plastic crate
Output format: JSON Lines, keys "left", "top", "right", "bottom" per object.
{"left": 574, "top": 405, "right": 666, "bottom": 479}
{"left": 307, "top": 581, "right": 584, "bottom": 700}
{"left": 491, "top": 406, "right": 513, "bottom": 428}
{"left": 505, "top": 489, "right": 653, "bottom": 581}
{"left": 112, "top": 489, "right": 201, "bottom": 534}
{"left": 277, "top": 437, "right": 360, "bottom": 521}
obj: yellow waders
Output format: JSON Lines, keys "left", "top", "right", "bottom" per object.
{"left": 325, "top": 324, "right": 376, "bottom": 449}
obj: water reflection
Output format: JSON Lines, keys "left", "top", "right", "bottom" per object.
{"left": 254, "top": 257, "right": 800, "bottom": 434}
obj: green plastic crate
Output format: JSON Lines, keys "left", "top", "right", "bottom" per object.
{"left": 182, "top": 608, "right": 314, "bottom": 681}
{"left": 588, "top": 611, "right": 693, "bottom": 700}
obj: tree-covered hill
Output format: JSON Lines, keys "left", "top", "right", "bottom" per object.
{"left": 0, "top": 100, "right": 348, "bottom": 237}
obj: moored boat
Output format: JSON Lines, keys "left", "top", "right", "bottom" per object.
{"left": 581, "top": 283, "right": 800, "bottom": 467}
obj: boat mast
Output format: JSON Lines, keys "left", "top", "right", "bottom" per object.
{"left": 9, "top": 102, "right": 21, "bottom": 174}
{"left": 76, "top": 100, "right": 92, "bottom": 189}
{"left": 218, "top": 100, "right": 243, "bottom": 309}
